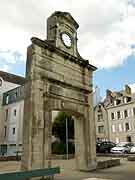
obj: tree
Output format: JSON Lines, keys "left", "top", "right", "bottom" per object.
{"left": 52, "top": 111, "right": 74, "bottom": 143}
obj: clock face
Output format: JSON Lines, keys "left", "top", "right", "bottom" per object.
{"left": 61, "top": 33, "right": 72, "bottom": 48}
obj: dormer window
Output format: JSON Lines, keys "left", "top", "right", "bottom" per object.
{"left": 0, "top": 79, "right": 2, "bottom": 87}
{"left": 127, "top": 97, "right": 131, "bottom": 103}
{"left": 124, "top": 97, "right": 131, "bottom": 103}
{"left": 124, "top": 97, "right": 127, "bottom": 103}
{"left": 114, "top": 99, "right": 121, "bottom": 106}
{"left": 97, "top": 105, "right": 102, "bottom": 112}
{"left": 116, "top": 99, "right": 121, "bottom": 105}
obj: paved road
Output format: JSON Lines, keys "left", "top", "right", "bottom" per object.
{"left": 54, "top": 159, "right": 135, "bottom": 180}
{"left": 0, "top": 158, "right": 135, "bottom": 180}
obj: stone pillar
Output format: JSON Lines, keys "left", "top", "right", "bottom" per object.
{"left": 21, "top": 79, "right": 52, "bottom": 170}
{"left": 74, "top": 110, "right": 97, "bottom": 171}
{"left": 74, "top": 116, "right": 87, "bottom": 170}
{"left": 42, "top": 111, "right": 52, "bottom": 168}
{"left": 86, "top": 94, "right": 97, "bottom": 170}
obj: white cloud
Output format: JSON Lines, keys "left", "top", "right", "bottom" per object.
{"left": 0, "top": 64, "right": 10, "bottom": 72}
{"left": 0, "top": 0, "right": 135, "bottom": 70}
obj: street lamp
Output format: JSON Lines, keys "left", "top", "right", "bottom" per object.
{"left": 65, "top": 116, "right": 68, "bottom": 160}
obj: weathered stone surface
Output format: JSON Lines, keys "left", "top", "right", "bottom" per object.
{"left": 21, "top": 11, "right": 97, "bottom": 172}
{"left": 127, "top": 156, "right": 135, "bottom": 161}
{"left": 97, "top": 159, "right": 120, "bottom": 169}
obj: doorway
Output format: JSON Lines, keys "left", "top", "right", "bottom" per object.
{"left": 52, "top": 111, "right": 75, "bottom": 159}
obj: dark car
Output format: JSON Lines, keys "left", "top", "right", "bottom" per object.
{"left": 96, "top": 141, "right": 116, "bottom": 153}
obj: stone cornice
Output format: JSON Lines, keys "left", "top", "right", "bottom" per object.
{"left": 31, "top": 37, "right": 97, "bottom": 71}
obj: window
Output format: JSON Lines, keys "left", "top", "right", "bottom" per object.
{"left": 13, "top": 92, "right": 18, "bottom": 100}
{"left": 97, "top": 105, "right": 102, "bottom": 112}
{"left": 118, "top": 124, "right": 122, "bottom": 132}
{"left": 13, "top": 128, "right": 16, "bottom": 135}
{"left": 97, "top": 114, "right": 103, "bottom": 121}
{"left": 116, "top": 99, "right": 121, "bottom": 105}
{"left": 124, "top": 97, "right": 127, "bottom": 103}
{"left": 4, "top": 126, "right": 7, "bottom": 137}
{"left": 111, "top": 112, "right": 114, "bottom": 120}
{"left": 133, "top": 108, "right": 135, "bottom": 116}
{"left": 98, "top": 126, "right": 104, "bottom": 133}
{"left": 127, "top": 97, "right": 131, "bottom": 103}
{"left": 117, "top": 111, "right": 121, "bottom": 119}
{"left": 125, "top": 123, "right": 130, "bottom": 131}
{"left": 114, "top": 100, "right": 116, "bottom": 106}
{"left": 127, "top": 136, "right": 131, "bottom": 142}
{"left": 5, "top": 109, "right": 8, "bottom": 121}
{"left": 124, "top": 110, "right": 128, "bottom": 118}
{"left": 14, "top": 109, "right": 17, "bottom": 116}
{"left": 112, "top": 125, "right": 116, "bottom": 133}
{"left": 115, "top": 137, "right": 119, "bottom": 143}
{"left": 6, "top": 95, "right": 9, "bottom": 104}
{"left": 0, "top": 79, "right": 2, "bottom": 87}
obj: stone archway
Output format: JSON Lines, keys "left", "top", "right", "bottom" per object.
{"left": 21, "top": 11, "right": 97, "bottom": 171}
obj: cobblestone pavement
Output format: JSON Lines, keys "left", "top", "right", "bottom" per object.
{"left": 0, "top": 158, "right": 135, "bottom": 180}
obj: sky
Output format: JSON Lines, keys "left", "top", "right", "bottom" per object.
{"left": 0, "top": 0, "right": 135, "bottom": 97}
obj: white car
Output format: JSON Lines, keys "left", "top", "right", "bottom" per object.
{"left": 130, "top": 145, "right": 135, "bottom": 153}
{"left": 111, "top": 142, "right": 134, "bottom": 154}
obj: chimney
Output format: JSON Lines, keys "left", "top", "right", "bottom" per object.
{"left": 125, "top": 85, "right": 131, "bottom": 95}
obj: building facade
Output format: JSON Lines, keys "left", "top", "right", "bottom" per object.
{"left": 94, "top": 103, "right": 109, "bottom": 141}
{"left": 95, "top": 85, "right": 135, "bottom": 143}
{"left": 0, "top": 71, "right": 25, "bottom": 155}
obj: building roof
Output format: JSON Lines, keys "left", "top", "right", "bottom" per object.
{"left": 3, "top": 85, "right": 24, "bottom": 105}
{"left": 0, "top": 71, "right": 25, "bottom": 85}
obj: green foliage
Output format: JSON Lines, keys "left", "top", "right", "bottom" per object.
{"left": 52, "top": 142, "right": 66, "bottom": 154}
{"left": 52, "top": 142, "right": 75, "bottom": 154}
{"left": 52, "top": 111, "right": 74, "bottom": 143}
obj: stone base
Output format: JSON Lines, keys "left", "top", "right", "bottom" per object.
{"left": 79, "top": 162, "right": 97, "bottom": 172}
{"left": 97, "top": 159, "right": 120, "bottom": 169}
{"left": 127, "top": 156, "right": 135, "bottom": 161}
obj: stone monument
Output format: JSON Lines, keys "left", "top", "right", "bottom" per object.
{"left": 21, "top": 11, "right": 97, "bottom": 171}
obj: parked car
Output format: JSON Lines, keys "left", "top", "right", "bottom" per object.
{"left": 111, "top": 142, "right": 134, "bottom": 154}
{"left": 96, "top": 141, "right": 116, "bottom": 153}
{"left": 130, "top": 144, "right": 135, "bottom": 154}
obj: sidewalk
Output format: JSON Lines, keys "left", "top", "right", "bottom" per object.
{"left": 54, "top": 159, "right": 135, "bottom": 180}
{"left": 0, "top": 158, "right": 135, "bottom": 180}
